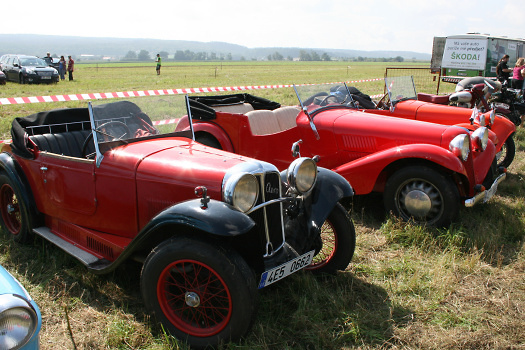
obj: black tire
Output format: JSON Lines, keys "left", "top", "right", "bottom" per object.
{"left": 383, "top": 166, "right": 460, "bottom": 227}
{"left": 141, "top": 237, "right": 258, "bottom": 349}
{"left": 19, "top": 74, "right": 24, "bottom": 84}
{"left": 305, "top": 203, "right": 355, "bottom": 274}
{"left": 496, "top": 136, "right": 515, "bottom": 168}
{"left": 195, "top": 134, "right": 222, "bottom": 150}
{"left": 0, "top": 173, "right": 33, "bottom": 243}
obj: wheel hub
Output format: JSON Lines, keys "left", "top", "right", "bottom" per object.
{"left": 7, "top": 204, "right": 15, "bottom": 214}
{"left": 404, "top": 189, "right": 432, "bottom": 217}
{"left": 185, "top": 291, "right": 201, "bottom": 308}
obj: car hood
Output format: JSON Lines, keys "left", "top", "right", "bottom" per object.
{"left": 326, "top": 108, "right": 461, "bottom": 150}
{"left": 392, "top": 99, "right": 480, "bottom": 124}
{"left": 108, "top": 137, "right": 270, "bottom": 198}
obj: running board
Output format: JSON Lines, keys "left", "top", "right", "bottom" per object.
{"left": 33, "top": 227, "right": 111, "bottom": 269}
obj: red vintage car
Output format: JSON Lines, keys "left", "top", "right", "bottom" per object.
{"left": 363, "top": 76, "right": 516, "bottom": 168}
{"left": 184, "top": 84, "right": 507, "bottom": 227}
{"left": 0, "top": 95, "right": 356, "bottom": 348}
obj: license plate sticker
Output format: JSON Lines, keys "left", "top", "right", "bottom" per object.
{"left": 258, "top": 250, "right": 315, "bottom": 289}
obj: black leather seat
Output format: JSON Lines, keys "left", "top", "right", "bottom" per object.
{"left": 29, "top": 130, "right": 92, "bottom": 158}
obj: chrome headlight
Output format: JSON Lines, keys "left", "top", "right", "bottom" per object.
{"left": 489, "top": 109, "right": 496, "bottom": 125}
{"left": 223, "top": 173, "right": 259, "bottom": 212}
{"left": 286, "top": 157, "right": 317, "bottom": 194}
{"left": 471, "top": 127, "right": 489, "bottom": 151}
{"left": 449, "top": 134, "right": 470, "bottom": 161}
{"left": 0, "top": 294, "right": 38, "bottom": 350}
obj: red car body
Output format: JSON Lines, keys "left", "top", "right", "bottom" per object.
{"left": 185, "top": 86, "right": 506, "bottom": 227}
{"left": 0, "top": 96, "right": 356, "bottom": 348}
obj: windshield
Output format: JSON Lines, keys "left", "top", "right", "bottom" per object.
{"left": 88, "top": 94, "right": 194, "bottom": 165}
{"left": 294, "top": 82, "right": 358, "bottom": 115}
{"left": 20, "top": 58, "right": 48, "bottom": 67}
{"left": 385, "top": 75, "right": 417, "bottom": 103}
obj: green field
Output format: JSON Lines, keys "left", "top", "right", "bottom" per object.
{"left": 0, "top": 61, "right": 523, "bottom": 350}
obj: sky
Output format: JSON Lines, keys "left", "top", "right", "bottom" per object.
{"left": 2, "top": 0, "right": 524, "bottom": 54}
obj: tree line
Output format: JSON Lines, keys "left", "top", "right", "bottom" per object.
{"left": 122, "top": 49, "right": 404, "bottom": 62}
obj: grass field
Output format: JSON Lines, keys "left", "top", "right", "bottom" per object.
{"left": 0, "top": 61, "right": 523, "bottom": 350}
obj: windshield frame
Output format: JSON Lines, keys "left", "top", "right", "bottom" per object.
{"left": 384, "top": 75, "right": 417, "bottom": 110}
{"left": 87, "top": 94, "right": 195, "bottom": 167}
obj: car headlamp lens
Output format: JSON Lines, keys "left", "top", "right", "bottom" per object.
{"left": 449, "top": 134, "right": 470, "bottom": 161}
{"left": 489, "top": 109, "right": 496, "bottom": 124}
{"left": 223, "top": 173, "right": 258, "bottom": 212}
{"left": 471, "top": 127, "right": 489, "bottom": 151}
{"left": 0, "top": 295, "right": 38, "bottom": 350}
{"left": 287, "top": 157, "right": 317, "bottom": 194}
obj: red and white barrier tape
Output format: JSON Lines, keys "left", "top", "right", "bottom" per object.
{"left": 0, "top": 78, "right": 383, "bottom": 105}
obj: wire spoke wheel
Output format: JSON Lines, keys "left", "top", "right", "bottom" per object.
{"left": 0, "top": 184, "right": 21, "bottom": 235}
{"left": 158, "top": 259, "right": 232, "bottom": 336}
{"left": 305, "top": 203, "right": 355, "bottom": 274}
{"left": 141, "top": 237, "right": 258, "bottom": 348}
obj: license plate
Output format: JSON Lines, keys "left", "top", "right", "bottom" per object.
{"left": 258, "top": 250, "right": 314, "bottom": 288}
{"left": 41, "top": 76, "right": 51, "bottom": 79}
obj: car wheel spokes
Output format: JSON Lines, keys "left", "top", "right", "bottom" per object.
{"left": 159, "top": 260, "right": 232, "bottom": 336}
{"left": 310, "top": 221, "right": 336, "bottom": 267}
{"left": 1, "top": 184, "right": 21, "bottom": 234}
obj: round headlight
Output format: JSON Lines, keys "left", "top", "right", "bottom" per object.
{"left": 0, "top": 295, "right": 38, "bottom": 350}
{"left": 489, "top": 109, "right": 496, "bottom": 124}
{"left": 287, "top": 157, "right": 317, "bottom": 194}
{"left": 471, "top": 127, "right": 489, "bottom": 151}
{"left": 223, "top": 173, "right": 259, "bottom": 212}
{"left": 449, "top": 134, "right": 470, "bottom": 161}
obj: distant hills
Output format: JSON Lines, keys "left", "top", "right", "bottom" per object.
{"left": 0, "top": 34, "right": 431, "bottom": 61}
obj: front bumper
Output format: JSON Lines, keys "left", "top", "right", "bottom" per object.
{"left": 464, "top": 172, "right": 506, "bottom": 207}
{"left": 24, "top": 72, "right": 58, "bottom": 83}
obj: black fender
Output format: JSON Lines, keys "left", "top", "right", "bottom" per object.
{"left": 0, "top": 152, "right": 41, "bottom": 226}
{"left": 281, "top": 166, "right": 354, "bottom": 228}
{"left": 142, "top": 198, "right": 255, "bottom": 237}
{"left": 90, "top": 198, "right": 256, "bottom": 274}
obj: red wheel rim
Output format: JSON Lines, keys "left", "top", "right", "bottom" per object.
{"left": 0, "top": 184, "right": 21, "bottom": 235}
{"left": 305, "top": 220, "right": 337, "bottom": 270}
{"left": 157, "top": 259, "right": 232, "bottom": 337}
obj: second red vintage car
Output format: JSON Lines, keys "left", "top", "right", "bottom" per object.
{"left": 183, "top": 84, "right": 506, "bottom": 227}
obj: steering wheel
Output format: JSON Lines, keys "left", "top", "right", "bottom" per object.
{"left": 81, "top": 121, "right": 131, "bottom": 159}
{"left": 375, "top": 93, "right": 390, "bottom": 110}
{"left": 319, "top": 94, "right": 343, "bottom": 106}
{"left": 302, "top": 92, "right": 329, "bottom": 106}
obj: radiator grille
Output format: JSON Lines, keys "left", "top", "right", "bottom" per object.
{"left": 249, "top": 171, "right": 284, "bottom": 254}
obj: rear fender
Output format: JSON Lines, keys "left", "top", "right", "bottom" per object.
{"left": 333, "top": 144, "right": 466, "bottom": 195}
{"left": 0, "top": 152, "right": 41, "bottom": 223}
{"left": 193, "top": 123, "right": 235, "bottom": 152}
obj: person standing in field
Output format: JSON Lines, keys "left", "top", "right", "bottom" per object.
{"left": 512, "top": 57, "right": 525, "bottom": 89}
{"left": 58, "top": 56, "right": 66, "bottom": 81}
{"left": 155, "top": 54, "right": 161, "bottom": 75}
{"left": 67, "top": 56, "right": 75, "bottom": 81}
{"left": 496, "top": 54, "right": 512, "bottom": 85}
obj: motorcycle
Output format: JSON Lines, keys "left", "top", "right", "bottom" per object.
{"left": 489, "top": 83, "right": 525, "bottom": 126}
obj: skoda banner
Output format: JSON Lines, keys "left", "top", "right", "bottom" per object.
{"left": 441, "top": 38, "right": 487, "bottom": 70}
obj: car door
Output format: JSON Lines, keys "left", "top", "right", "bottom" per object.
{"left": 37, "top": 153, "right": 97, "bottom": 218}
